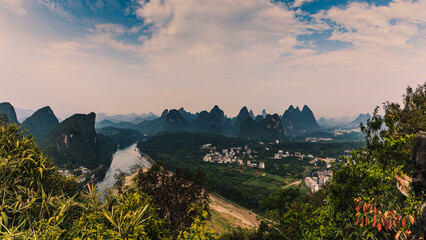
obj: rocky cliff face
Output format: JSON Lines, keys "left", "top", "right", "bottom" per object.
{"left": 164, "top": 109, "right": 189, "bottom": 131}
{"left": 255, "top": 115, "right": 264, "bottom": 122}
{"left": 0, "top": 102, "right": 18, "bottom": 124}
{"left": 411, "top": 132, "right": 426, "bottom": 239}
{"left": 281, "top": 105, "right": 320, "bottom": 136}
{"left": 237, "top": 116, "right": 261, "bottom": 139}
{"left": 249, "top": 110, "right": 255, "bottom": 119}
{"left": 234, "top": 107, "right": 251, "bottom": 132}
{"left": 260, "top": 114, "right": 284, "bottom": 140}
{"left": 178, "top": 107, "right": 198, "bottom": 121}
{"left": 22, "top": 106, "right": 59, "bottom": 142}
{"left": 40, "top": 112, "right": 116, "bottom": 173}
{"left": 262, "top": 109, "right": 267, "bottom": 118}
{"left": 192, "top": 106, "right": 230, "bottom": 134}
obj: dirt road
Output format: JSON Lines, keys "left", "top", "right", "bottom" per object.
{"left": 209, "top": 193, "right": 259, "bottom": 228}
{"left": 282, "top": 180, "right": 302, "bottom": 189}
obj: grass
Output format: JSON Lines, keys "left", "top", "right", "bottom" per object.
{"left": 206, "top": 209, "right": 244, "bottom": 235}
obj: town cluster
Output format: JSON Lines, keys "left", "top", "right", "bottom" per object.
{"left": 273, "top": 149, "right": 336, "bottom": 192}
{"left": 273, "top": 150, "right": 336, "bottom": 168}
{"left": 332, "top": 128, "right": 361, "bottom": 136}
{"left": 201, "top": 144, "right": 265, "bottom": 169}
{"left": 305, "top": 137, "right": 333, "bottom": 142}
{"left": 273, "top": 150, "right": 314, "bottom": 160}
{"left": 59, "top": 166, "right": 95, "bottom": 183}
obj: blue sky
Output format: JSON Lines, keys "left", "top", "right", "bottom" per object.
{"left": 0, "top": 0, "right": 425, "bottom": 118}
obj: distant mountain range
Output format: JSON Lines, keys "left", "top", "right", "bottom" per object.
{"left": 0, "top": 101, "right": 371, "bottom": 174}
{"left": 318, "top": 113, "right": 371, "bottom": 129}
{"left": 93, "top": 105, "right": 323, "bottom": 140}
{"left": 96, "top": 112, "right": 158, "bottom": 124}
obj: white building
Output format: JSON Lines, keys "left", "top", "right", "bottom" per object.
{"left": 305, "top": 177, "right": 320, "bottom": 193}
{"left": 201, "top": 144, "right": 212, "bottom": 149}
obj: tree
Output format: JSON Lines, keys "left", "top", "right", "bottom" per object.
{"left": 326, "top": 83, "right": 425, "bottom": 239}
{"left": 236, "top": 83, "right": 425, "bottom": 240}
{"left": 136, "top": 162, "right": 210, "bottom": 237}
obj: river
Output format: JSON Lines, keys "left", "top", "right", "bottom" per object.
{"left": 97, "top": 143, "right": 151, "bottom": 193}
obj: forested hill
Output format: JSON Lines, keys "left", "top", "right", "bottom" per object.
{"left": 22, "top": 106, "right": 59, "bottom": 142}
{"left": 0, "top": 102, "right": 18, "bottom": 123}
{"left": 40, "top": 112, "right": 116, "bottom": 179}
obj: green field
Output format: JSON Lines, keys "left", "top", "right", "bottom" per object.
{"left": 136, "top": 132, "right": 349, "bottom": 211}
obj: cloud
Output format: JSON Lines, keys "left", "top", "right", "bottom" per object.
{"left": 1, "top": 0, "right": 425, "bottom": 117}
{"left": 315, "top": 0, "right": 426, "bottom": 48}
{"left": 0, "top": 0, "right": 31, "bottom": 15}
{"left": 133, "top": 0, "right": 313, "bottom": 82}
{"left": 293, "top": 0, "right": 314, "bottom": 8}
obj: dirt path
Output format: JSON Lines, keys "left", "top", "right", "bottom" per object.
{"left": 209, "top": 193, "right": 259, "bottom": 228}
{"left": 125, "top": 168, "right": 260, "bottom": 230}
{"left": 282, "top": 180, "right": 302, "bottom": 189}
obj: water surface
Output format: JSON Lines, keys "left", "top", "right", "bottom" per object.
{"left": 97, "top": 143, "right": 151, "bottom": 193}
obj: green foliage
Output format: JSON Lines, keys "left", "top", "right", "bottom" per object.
{"left": 314, "top": 84, "right": 424, "bottom": 239}
{"left": 177, "top": 204, "right": 218, "bottom": 240}
{"left": 226, "top": 83, "right": 425, "bottom": 240}
{"left": 0, "top": 122, "right": 216, "bottom": 239}
{"left": 0, "top": 123, "right": 77, "bottom": 237}
{"left": 136, "top": 163, "right": 210, "bottom": 237}
{"left": 260, "top": 188, "right": 301, "bottom": 218}
{"left": 69, "top": 184, "right": 170, "bottom": 240}
{"left": 0, "top": 113, "right": 8, "bottom": 124}
{"left": 138, "top": 131, "right": 358, "bottom": 211}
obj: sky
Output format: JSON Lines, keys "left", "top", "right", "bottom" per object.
{"left": 0, "top": 0, "right": 425, "bottom": 119}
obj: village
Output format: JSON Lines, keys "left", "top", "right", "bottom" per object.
{"left": 201, "top": 144, "right": 336, "bottom": 193}
{"left": 272, "top": 149, "right": 335, "bottom": 192}
{"left": 201, "top": 144, "right": 265, "bottom": 169}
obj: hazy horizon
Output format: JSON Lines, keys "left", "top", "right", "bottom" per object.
{"left": 12, "top": 103, "right": 371, "bottom": 123}
{"left": 1, "top": 0, "right": 425, "bottom": 119}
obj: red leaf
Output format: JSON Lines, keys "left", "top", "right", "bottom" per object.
{"left": 354, "top": 198, "right": 359, "bottom": 205}
{"left": 408, "top": 215, "right": 415, "bottom": 225}
{"left": 402, "top": 217, "right": 406, "bottom": 228}
{"left": 377, "top": 223, "right": 382, "bottom": 232}
{"left": 385, "top": 220, "right": 391, "bottom": 230}
{"left": 365, "top": 217, "right": 369, "bottom": 226}
{"left": 372, "top": 215, "right": 377, "bottom": 227}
